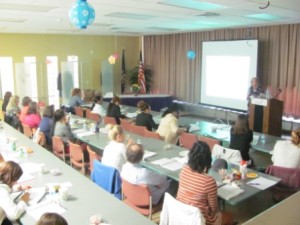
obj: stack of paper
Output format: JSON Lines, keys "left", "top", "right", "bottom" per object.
{"left": 189, "top": 124, "right": 200, "bottom": 133}
{"left": 217, "top": 184, "right": 244, "bottom": 200}
{"left": 143, "top": 150, "right": 157, "bottom": 160}
{"left": 126, "top": 112, "right": 137, "bottom": 118}
{"left": 247, "top": 177, "right": 278, "bottom": 190}
{"left": 27, "top": 199, "right": 66, "bottom": 220}
{"left": 76, "top": 131, "right": 95, "bottom": 137}
{"left": 151, "top": 157, "right": 185, "bottom": 171}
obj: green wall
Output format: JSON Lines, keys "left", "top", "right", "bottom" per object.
{"left": 0, "top": 33, "right": 142, "bottom": 101}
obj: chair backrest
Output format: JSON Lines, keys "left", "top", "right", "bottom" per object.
{"left": 37, "top": 132, "right": 46, "bottom": 147}
{"left": 103, "top": 116, "right": 116, "bottom": 125}
{"left": 86, "top": 110, "right": 100, "bottom": 122}
{"left": 91, "top": 160, "right": 122, "bottom": 199}
{"left": 22, "top": 123, "right": 33, "bottom": 139}
{"left": 52, "top": 136, "right": 68, "bottom": 161}
{"left": 266, "top": 165, "right": 300, "bottom": 188}
{"left": 211, "top": 144, "right": 242, "bottom": 165}
{"left": 159, "top": 193, "right": 205, "bottom": 225}
{"left": 198, "top": 135, "right": 220, "bottom": 152}
{"left": 130, "top": 124, "right": 147, "bottom": 137}
{"left": 75, "top": 107, "right": 84, "bottom": 117}
{"left": 145, "top": 130, "right": 161, "bottom": 140}
{"left": 69, "top": 141, "right": 85, "bottom": 167}
{"left": 120, "top": 118, "right": 132, "bottom": 131}
{"left": 87, "top": 145, "right": 100, "bottom": 171}
{"left": 122, "top": 179, "right": 151, "bottom": 208}
{"left": 179, "top": 132, "right": 198, "bottom": 150}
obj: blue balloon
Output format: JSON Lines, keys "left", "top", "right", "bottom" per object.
{"left": 69, "top": 0, "right": 95, "bottom": 29}
{"left": 187, "top": 50, "right": 196, "bottom": 60}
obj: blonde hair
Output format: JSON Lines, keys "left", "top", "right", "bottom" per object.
{"left": 71, "top": 88, "right": 81, "bottom": 97}
{"left": 6, "top": 95, "right": 19, "bottom": 111}
{"left": 108, "top": 125, "right": 123, "bottom": 141}
{"left": 291, "top": 128, "right": 300, "bottom": 146}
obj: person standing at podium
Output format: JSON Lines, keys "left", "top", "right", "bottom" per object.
{"left": 247, "top": 77, "right": 262, "bottom": 106}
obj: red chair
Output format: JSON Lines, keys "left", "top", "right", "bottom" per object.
{"left": 52, "top": 136, "right": 69, "bottom": 162}
{"left": 130, "top": 124, "right": 147, "bottom": 137}
{"left": 179, "top": 132, "right": 198, "bottom": 150}
{"left": 122, "top": 179, "right": 162, "bottom": 219}
{"left": 75, "top": 106, "right": 84, "bottom": 117}
{"left": 120, "top": 118, "right": 132, "bottom": 132}
{"left": 22, "top": 123, "right": 34, "bottom": 139}
{"left": 86, "top": 110, "right": 101, "bottom": 122}
{"left": 103, "top": 116, "right": 116, "bottom": 125}
{"left": 145, "top": 130, "right": 161, "bottom": 140}
{"left": 87, "top": 145, "right": 101, "bottom": 172}
{"left": 198, "top": 135, "right": 220, "bottom": 152}
{"left": 69, "top": 141, "right": 89, "bottom": 174}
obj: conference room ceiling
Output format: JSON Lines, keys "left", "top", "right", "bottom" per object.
{"left": 0, "top": 0, "right": 299, "bottom": 36}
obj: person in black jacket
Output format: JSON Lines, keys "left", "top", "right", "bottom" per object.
{"left": 106, "top": 96, "right": 124, "bottom": 125}
{"left": 229, "top": 114, "right": 254, "bottom": 167}
{"left": 135, "top": 101, "right": 158, "bottom": 131}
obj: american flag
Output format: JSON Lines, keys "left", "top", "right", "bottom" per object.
{"left": 138, "top": 51, "right": 146, "bottom": 94}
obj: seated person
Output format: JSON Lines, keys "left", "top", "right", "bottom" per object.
{"left": 272, "top": 128, "right": 300, "bottom": 168}
{"left": 68, "top": 88, "right": 85, "bottom": 113}
{"left": 91, "top": 95, "right": 106, "bottom": 117}
{"left": 156, "top": 105, "right": 185, "bottom": 144}
{"left": 229, "top": 114, "right": 254, "bottom": 167}
{"left": 52, "top": 109, "right": 75, "bottom": 152}
{"left": 36, "top": 212, "right": 68, "bottom": 225}
{"left": 177, "top": 141, "right": 233, "bottom": 225}
{"left": 106, "top": 96, "right": 125, "bottom": 125}
{"left": 2, "top": 91, "right": 12, "bottom": 123}
{"left": 121, "top": 144, "right": 170, "bottom": 205}
{"left": 5, "top": 95, "right": 21, "bottom": 129}
{"left": 23, "top": 101, "right": 42, "bottom": 129}
{"left": 19, "top": 96, "right": 32, "bottom": 124}
{"left": 38, "top": 105, "right": 54, "bottom": 145}
{"left": 135, "top": 101, "right": 158, "bottom": 131}
{"left": 0, "top": 161, "right": 30, "bottom": 225}
{"left": 102, "top": 125, "right": 131, "bottom": 172}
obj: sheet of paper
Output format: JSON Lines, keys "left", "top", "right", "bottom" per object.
{"left": 189, "top": 124, "right": 200, "bottom": 133}
{"left": 247, "top": 176, "right": 278, "bottom": 190}
{"left": 76, "top": 131, "right": 95, "bottom": 137}
{"left": 20, "top": 162, "right": 42, "bottom": 174}
{"left": 126, "top": 112, "right": 137, "bottom": 118}
{"left": 251, "top": 134, "right": 260, "bottom": 145}
{"left": 17, "top": 173, "right": 35, "bottom": 184}
{"left": 217, "top": 184, "right": 244, "bottom": 200}
{"left": 143, "top": 150, "right": 157, "bottom": 160}
{"left": 151, "top": 158, "right": 171, "bottom": 165}
{"left": 28, "top": 187, "right": 47, "bottom": 205}
{"left": 161, "top": 159, "right": 184, "bottom": 171}
{"left": 72, "top": 128, "right": 86, "bottom": 134}
{"left": 27, "top": 199, "right": 66, "bottom": 220}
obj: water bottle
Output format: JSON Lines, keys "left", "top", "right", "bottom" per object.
{"left": 95, "top": 120, "right": 100, "bottom": 133}
{"left": 240, "top": 160, "right": 247, "bottom": 180}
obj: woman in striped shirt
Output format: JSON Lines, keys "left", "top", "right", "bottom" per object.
{"left": 177, "top": 141, "right": 233, "bottom": 225}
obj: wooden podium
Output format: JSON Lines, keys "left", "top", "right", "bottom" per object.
{"left": 248, "top": 98, "right": 283, "bottom": 137}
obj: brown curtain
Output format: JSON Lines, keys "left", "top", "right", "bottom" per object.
{"left": 144, "top": 24, "right": 300, "bottom": 117}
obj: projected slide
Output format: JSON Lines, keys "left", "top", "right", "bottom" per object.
{"left": 201, "top": 40, "right": 258, "bottom": 111}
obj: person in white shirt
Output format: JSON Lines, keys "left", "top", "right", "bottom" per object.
{"left": 91, "top": 95, "right": 106, "bottom": 117}
{"left": 0, "top": 161, "right": 30, "bottom": 225}
{"left": 121, "top": 144, "right": 170, "bottom": 205}
{"left": 102, "top": 125, "right": 133, "bottom": 172}
{"left": 156, "top": 105, "right": 186, "bottom": 144}
{"left": 272, "top": 128, "right": 300, "bottom": 168}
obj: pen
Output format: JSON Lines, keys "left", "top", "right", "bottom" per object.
{"left": 37, "top": 192, "right": 47, "bottom": 203}
{"left": 248, "top": 183, "right": 260, "bottom": 185}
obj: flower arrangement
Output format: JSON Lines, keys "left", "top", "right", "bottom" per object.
{"left": 131, "top": 84, "right": 141, "bottom": 94}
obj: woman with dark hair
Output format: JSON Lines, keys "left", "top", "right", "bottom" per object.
{"left": 2, "top": 91, "right": 12, "bottom": 114}
{"left": 23, "top": 101, "right": 41, "bottom": 129}
{"left": 229, "top": 114, "right": 253, "bottom": 166}
{"left": 135, "top": 101, "right": 158, "bottom": 131}
{"left": 0, "top": 161, "right": 30, "bottom": 225}
{"left": 106, "top": 96, "right": 124, "bottom": 125}
{"left": 91, "top": 95, "right": 106, "bottom": 117}
{"left": 19, "top": 96, "right": 32, "bottom": 124}
{"left": 39, "top": 105, "right": 55, "bottom": 145}
{"left": 36, "top": 213, "right": 68, "bottom": 225}
{"left": 177, "top": 141, "right": 233, "bottom": 225}
{"left": 156, "top": 105, "right": 185, "bottom": 144}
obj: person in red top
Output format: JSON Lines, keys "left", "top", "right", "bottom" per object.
{"left": 19, "top": 96, "right": 32, "bottom": 123}
{"left": 23, "top": 101, "right": 41, "bottom": 129}
{"left": 177, "top": 141, "right": 233, "bottom": 225}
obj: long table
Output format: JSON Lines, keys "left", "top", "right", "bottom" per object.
{"left": 74, "top": 124, "right": 280, "bottom": 206}
{"left": 0, "top": 123, "right": 155, "bottom": 225}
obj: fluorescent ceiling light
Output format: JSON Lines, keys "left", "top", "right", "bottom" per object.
{"left": 245, "top": 14, "right": 284, "bottom": 21}
{"left": 0, "top": 3, "right": 56, "bottom": 12}
{"left": 159, "top": 0, "right": 227, "bottom": 11}
{"left": 105, "top": 12, "right": 156, "bottom": 20}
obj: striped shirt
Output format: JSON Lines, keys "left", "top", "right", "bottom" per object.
{"left": 177, "top": 166, "right": 218, "bottom": 225}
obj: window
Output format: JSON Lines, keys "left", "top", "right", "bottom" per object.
{"left": 67, "top": 55, "right": 79, "bottom": 88}
{"left": 0, "top": 57, "right": 14, "bottom": 97}
{"left": 46, "top": 56, "right": 60, "bottom": 109}
{"left": 24, "top": 57, "right": 38, "bottom": 102}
